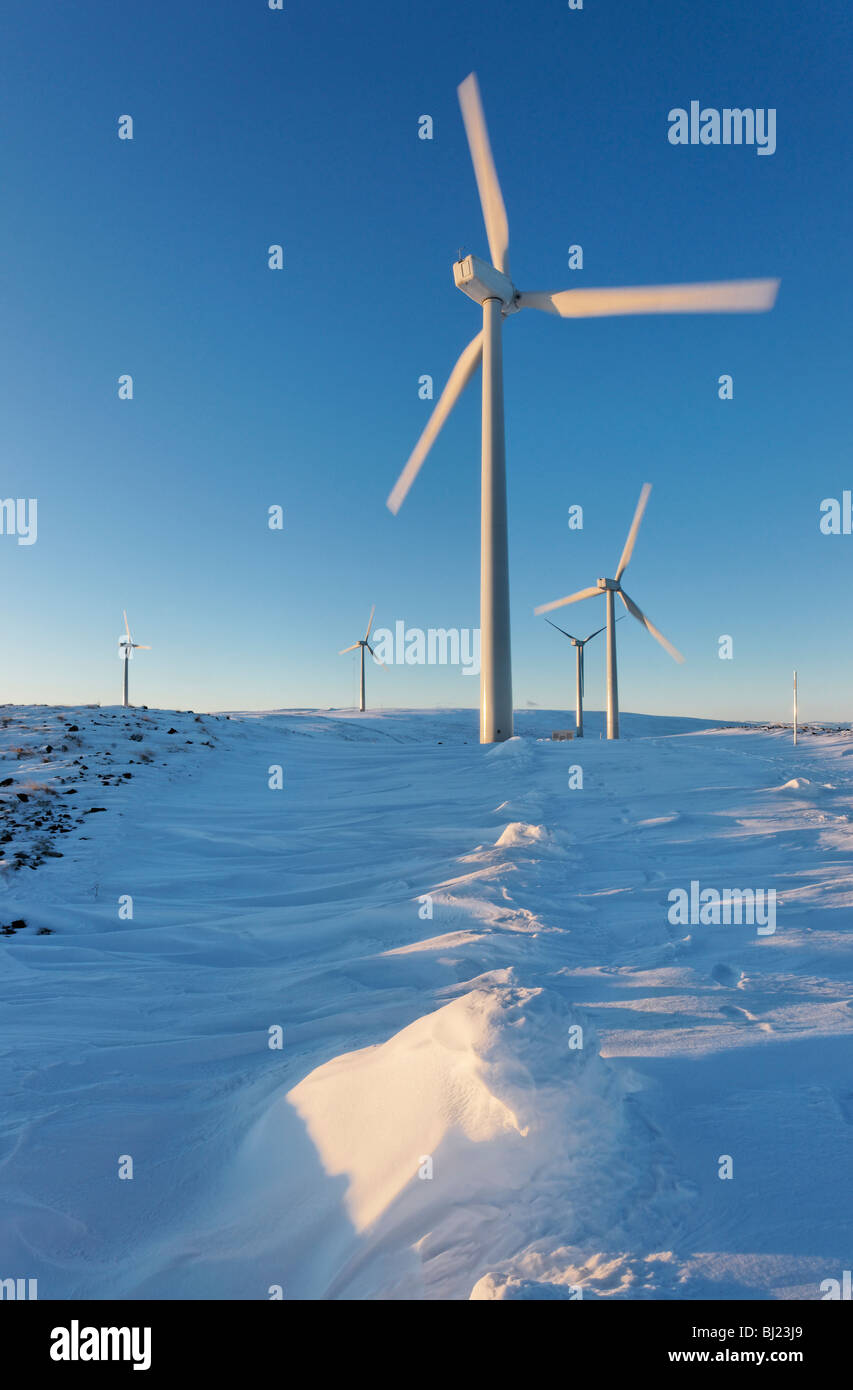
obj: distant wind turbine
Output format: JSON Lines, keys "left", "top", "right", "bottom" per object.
{"left": 386, "top": 71, "right": 779, "bottom": 745}
{"left": 119, "top": 610, "right": 150, "bottom": 709}
{"left": 339, "top": 606, "right": 385, "bottom": 712}
{"left": 544, "top": 615, "right": 622, "bottom": 738}
{"left": 536, "top": 485, "right": 683, "bottom": 740}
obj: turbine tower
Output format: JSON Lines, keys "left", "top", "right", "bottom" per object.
{"left": 118, "top": 610, "right": 150, "bottom": 709}
{"left": 386, "top": 71, "right": 779, "bottom": 744}
{"left": 544, "top": 616, "right": 619, "bottom": 738}
{"left": 339, "top": 606, "right": 385, "bottom": 712}
{"left": 536, "top": 485, "right": 682, "bottom": 740}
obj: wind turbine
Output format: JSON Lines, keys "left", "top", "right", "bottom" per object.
{"left": 119, "top": 610, "right": 150, "bottom": 708}
{"left": 385, "top": 71, "right": 779, "bottom": 745}
{"left": 339, "top": 606, "right": 385, "bottom": 712}
{"left": 536, "top": 485, "right": 683, "bottom": 740}
{"left": 544, "top": 615, "right": 621, "bottom": 738}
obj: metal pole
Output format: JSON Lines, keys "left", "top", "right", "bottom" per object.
{"left": 576, "top": 644, "right": 584, "bottom": 738}
{"left": 606, "top": 588, "right": 619, "bottom": 739}
{"left": 480, "top": 297, "right": 513, "bottom": 743}
{"left": 360, "top": 644, "right": 366, "bottom": 712}
{"left": 123, "top": 656, "right": 129, "bottom": 708}
{"left": 793, "top": 669, "right": 798, "bottom": 745}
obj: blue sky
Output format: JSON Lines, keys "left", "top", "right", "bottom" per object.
{"left": 1, "top": 0, "right": 850, "bottom": 720}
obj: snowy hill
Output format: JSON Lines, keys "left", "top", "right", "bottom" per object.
{"left": 1, "top": 705, "right": 852, "bottom": 1299}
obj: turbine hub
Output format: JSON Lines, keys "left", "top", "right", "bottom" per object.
{"left": 453, "top": 253, "right": 517, "bottom": 313}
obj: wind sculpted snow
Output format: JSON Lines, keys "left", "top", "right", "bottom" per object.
{"left": 1, "top": 706, "right": 852, "bottom": 1299}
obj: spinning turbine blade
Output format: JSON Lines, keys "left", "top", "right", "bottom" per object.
{"left": 545, "top": 618, "right": 580, "bottom": 641}
{"left": 339, "top": 643, "right": 360, "bottom": 655}
{"left": 457, "top": 73, "right": 510, "bottom": 276}
{"left": 518, "top": 279, "right": 780, "bottom": 318}
{"left": 366, "top": 643, "right": 388, "bottom": 668}
{"left": 386, "top": 331, "right": 483, "bottom": 514}
{"left": 535, "top": 585, "right": 602, "bottom": 616}
{"left": 618, "top": 589, "right": 684, "bottom": 663}
{"left": 123, "top": 610, "right": 131, "bottom": 640}
{"left": 364, "top": 605, "right": 376, "bottom": 642}
{"left": 615, "top": 483, "right": 652, "bottom": 581}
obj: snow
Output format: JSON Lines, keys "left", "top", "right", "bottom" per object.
{"left": 1, "top": 704, "right": 852, "bottom": 1300}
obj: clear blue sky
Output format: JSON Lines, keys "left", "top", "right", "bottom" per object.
{"left": 2, "top": 0, "right": 850, "bottom": 720}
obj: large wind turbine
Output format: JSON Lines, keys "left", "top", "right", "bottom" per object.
{"left": 119, "top": 610, "right": 150, "bottom": 709}
{"left": 536, "top": 485, "right": 682, "bottom": 740}
{"left": 339, "top": 606, "right": 385, "bottom": 712}
{"left": 544, "top": 615, "right": 620, "bottom": 738}
{"left": 386, "top": 71, "right": 779, "bottom": 744}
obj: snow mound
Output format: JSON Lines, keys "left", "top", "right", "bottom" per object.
{"left": 187, "top": 977, "right": 628, "bottom": 1297}
{"left": 471, "top": 1248, "right": 683, "bottom": 1301}
{"left": 470, "top": 1272, "right": 579, "bottom": 1300}
{"left": 495, "top": 821, "right": 552, "bottom": 848}
{"left": 774, "top": 778, "right": 835, "bottom": 795}
{"left": 485, "top": 736, "right": 531, "bottom": 761}
{"left": 287, "top": 984, "right": 529, "bottom": 1233}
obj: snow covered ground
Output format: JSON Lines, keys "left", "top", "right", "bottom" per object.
{"left": 1, "top": 704, "right": 852, "bottom": 1300}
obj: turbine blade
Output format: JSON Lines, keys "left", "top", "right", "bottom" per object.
{"left": 583, "top": 623, "right": 607, "bottom": 643}
{"left": 123, "top": 610, "right": 131, "bottom": 640}
{"left": 367, "top": 644, "right": 388, "bottom": 668}
{"left": 517, "top": 278, "right": 780, "bottom": 318}
{"left": 339, "top": 643, "right": 360, "bottom": 655}
{"left": 386, "top": 331, "right": 483, "bottom": 514}
{"left": 133, "top": 644, "right": 151, "bottom": 650}
{"left": 534, "top": 585, "right": 601, "bottom": 616}
{"left": 619, "top": 589, "right": 684, "bottom": 663}
{"left": 364, "top": 605, "right": 375, "bottom": 641}
{"left": 615, "top": 483, "right": 652, "bottom": 581}
{"left": 457, "top": 73, "right": 510, "bottom": 276}
{"left": 545, "top": 617, "right": 580, "bottom": 642}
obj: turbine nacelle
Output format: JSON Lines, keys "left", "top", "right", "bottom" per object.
{"left": 453, "top": 254, "right": 519, "bottom": 314}
{"left": 597, "top": 577, "right": 620, "bottom": 591}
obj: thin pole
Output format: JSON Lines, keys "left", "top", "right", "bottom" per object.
{"left": 480, "top": 296, "right": 513, "bottom": 743}
{"left": 360, "top": 644, "right": 366, "bottom": 712}
{"left": 606, "top": 588, "right": 619, "bottom": 739}
{"left": 793, "top": 669, "right": 798, "bottom": 746}
{"left": 123, "top": 655, "right": 129, "bottom": 708}
{"left": 576, "top": 644, "right": 583, "bottom": 738}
